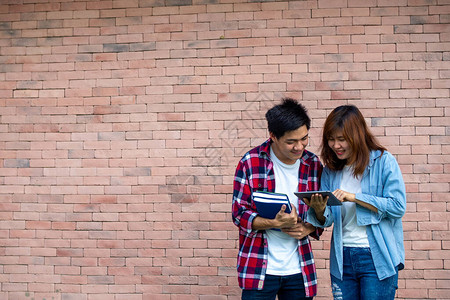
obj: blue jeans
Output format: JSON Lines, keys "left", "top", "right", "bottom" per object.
{"left": 242, "top": 273, "right": 313, "bottom": 300}
{"left": 331, "top": 247, "right": 398, "bottom": 300}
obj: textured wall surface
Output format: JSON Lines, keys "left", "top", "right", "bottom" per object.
{"left": 0, "top": 0, "right": 449, "bottom": 299}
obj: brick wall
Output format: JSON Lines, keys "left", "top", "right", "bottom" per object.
{"left": 0, "top": 0, "right": 449, "bottom": 299}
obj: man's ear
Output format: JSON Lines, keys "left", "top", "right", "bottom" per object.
{"left": 269, "top": 132, "right": 276, "bottom": 141}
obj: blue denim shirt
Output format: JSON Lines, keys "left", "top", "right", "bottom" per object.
{"left": 307, "top": 150, "right": 406, "bottom": 280}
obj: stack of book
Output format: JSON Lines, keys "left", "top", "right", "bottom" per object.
{"left": 252, "top": 191, "right": 291, "bottom": 219}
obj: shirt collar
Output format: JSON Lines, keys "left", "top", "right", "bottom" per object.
{"left": 259, "top": 138, "right": 311, "bottom": 166}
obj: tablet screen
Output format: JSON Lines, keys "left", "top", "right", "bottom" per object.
{"left": 294, "top": 191, "right": 342, "bottom": 206}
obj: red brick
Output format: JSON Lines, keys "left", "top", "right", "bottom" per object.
{"left": 0, "top": 1, "right": 449, "bottom": 299}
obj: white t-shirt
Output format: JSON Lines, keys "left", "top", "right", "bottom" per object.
{"left": 265, "top": 148, "right": 301, "bottom": 275}
{"left": 340, "top": 165, "right": 370, "bottom": 247}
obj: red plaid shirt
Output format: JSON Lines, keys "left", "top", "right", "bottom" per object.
{"left": 232, "top": 139, "right": 323, "bottom": 297}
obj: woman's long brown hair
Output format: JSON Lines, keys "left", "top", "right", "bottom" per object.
{"left": 321, "top": 105, "right": 386, "bottom": 177}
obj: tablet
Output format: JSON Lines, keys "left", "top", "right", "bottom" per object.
{"left": 294, "top": 191, "right": 342, "bottom": 206}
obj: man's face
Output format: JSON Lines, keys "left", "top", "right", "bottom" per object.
{"left": 270, "top": 125, "right": 309, "bottom": 165}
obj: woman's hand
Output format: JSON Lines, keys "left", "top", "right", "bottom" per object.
{"left": 303, "top": 193, "right": 327, "bottom": 214}
{"left": 333, "top": 189, "right": 378, "bottom": 213}
{"left": 302, "top": 193, "right": 328, "bottom": 224}
{"left": 332, "top": 189, "right": 356, "bottom": 202}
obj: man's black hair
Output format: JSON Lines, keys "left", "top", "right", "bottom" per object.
{"left": 265, "top": 98, "right": 310, "bottom": 139}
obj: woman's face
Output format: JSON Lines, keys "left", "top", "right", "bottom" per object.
{"left": 328, "top": 130, "right": 352, "bottom": 161}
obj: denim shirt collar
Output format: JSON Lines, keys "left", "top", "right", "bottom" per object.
{"left": 365, "top": 150, "right": 384, "bottom": 177}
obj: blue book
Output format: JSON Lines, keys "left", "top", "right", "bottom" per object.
{"left": 252, "top": 191, "right": 292, "bottom": 220}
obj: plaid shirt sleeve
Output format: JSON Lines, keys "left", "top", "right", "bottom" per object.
{"left": 232, "top": 141, "right": 323, "bottom": 297}
{"left": 232, "top": 146, "right": 269, "bottom": 290}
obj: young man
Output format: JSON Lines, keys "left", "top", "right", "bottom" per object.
{"left": 232, "top": 98, "right": 323, "bottom": 300}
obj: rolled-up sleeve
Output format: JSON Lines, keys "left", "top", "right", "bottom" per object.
{"left": 356, "top": 152, "right": 406, "bottom": 226}
{"left": 305, "top": 167, "right": 335, "bottom": 228}
{"left": 306, "top": 206, "right": 334, "bottom": 228}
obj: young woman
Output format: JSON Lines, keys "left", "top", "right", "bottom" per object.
{"left": 304, "top": 105, "right": 406, "bottom": 300}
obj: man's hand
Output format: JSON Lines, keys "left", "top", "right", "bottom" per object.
{"left": 281, "top": 218, "right": 315, "bottom": 240}
{"left": 274, "top": 204, "right": 298, "bottom": 229}
{"left": 252, "top": 204, "right": 298, "bottom": 231}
